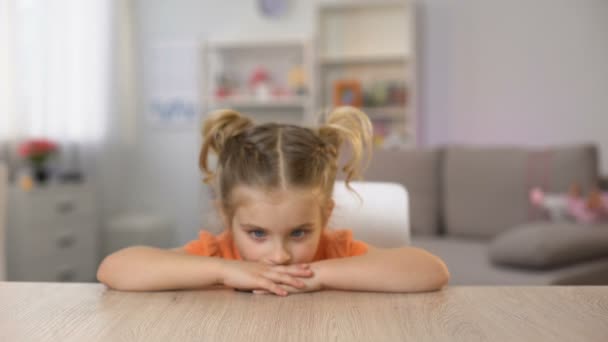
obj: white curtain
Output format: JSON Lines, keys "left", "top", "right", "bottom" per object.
{"left": 0, "top": 0, "right": 18, "bottom": 142}
{"left": 0, "top": 0, "right": 112, "bottom": 175}
{"left": 97, "top": 0, "right": 139, "bottom": 217}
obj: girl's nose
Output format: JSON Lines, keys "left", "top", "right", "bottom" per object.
{"left": 269, "top": 246, "right": 292, "bottom": 265}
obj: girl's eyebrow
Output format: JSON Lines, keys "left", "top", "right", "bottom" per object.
{"left": 290, "top": 223, "right": 313, "bottom": 230}
{"left": 241, "top": 224, "right": 266, "bottom": 230}
{"left": 241, "top": 223, "right": 313, "bottom": 230}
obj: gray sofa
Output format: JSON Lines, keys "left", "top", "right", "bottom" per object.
{"left": 364, "top": 144, "right": 608, "bottom": 285}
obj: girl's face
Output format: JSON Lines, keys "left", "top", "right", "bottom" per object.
{"left": 226, "top": 186, "right": 333, "bottom": 265}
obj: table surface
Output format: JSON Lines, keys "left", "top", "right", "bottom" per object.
{"left": 1, "top": 282, "right": 607, "bottom": 341}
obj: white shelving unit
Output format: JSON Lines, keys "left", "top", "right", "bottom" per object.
{"left": 315, "top": 0, "right": 417, "bottom": 149}
{"left": 202, "top": 37, "right": 314, "bottom": 125}
{"left": 320, "top": 53, "right": 408, "bottom": 66}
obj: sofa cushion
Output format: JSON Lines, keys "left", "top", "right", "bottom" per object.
{"left": 489, "top": 222, "right": 608, "bottom": 269}
{"left": 443, "top": 144, "right": 598, "bottom": 239}
{"left": 363, "top": 148, "right": 440, "bottom": 235}
{"left": 412, "top": 235, "right": 608, "bottom": 285}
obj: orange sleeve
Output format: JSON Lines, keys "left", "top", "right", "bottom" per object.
{"left": 349, "top": 239, "right": 369, "bottom": 257}
{"left": 183, "top": 231, "right": 219, "bottom": 257}
{"left": 321, "top": 229, "right": 369, "bottom": 259}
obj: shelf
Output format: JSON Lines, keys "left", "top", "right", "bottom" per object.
{"left": 362, "top": 106, "right": 406, "bottom": 120}
{"left": 208, "top": 96, "right": 309, "bottom": 109}
{"left": 207, "top": 37, "right": 308, "bottom": 50}
{"left": 320, "top": 54, "right": 407, "bottom": 66}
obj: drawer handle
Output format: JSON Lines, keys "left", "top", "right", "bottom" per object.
{"left": 57, "top": 234, "right": 76, "bottom": 248}
{"left": 57, "top": 268, "right": 76, "bottom": 282}
{"left": 56, "top": 201, "right": 75, "bottom": 214}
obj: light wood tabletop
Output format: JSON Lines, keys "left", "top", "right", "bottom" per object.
{"left": 1, "top": 282, "right": 607, "bottom": 341}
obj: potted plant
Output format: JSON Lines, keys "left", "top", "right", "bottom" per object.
{"left": 18, "top": 138, "right": 59, "bottom": 185}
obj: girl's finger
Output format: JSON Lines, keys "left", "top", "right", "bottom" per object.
{"left": 253, "top": 290, "right": 271, "bottom": 295}
{"left": 257, "top": 278, "right": 288, "bottom": 296}
{"left": 264, "top": 271, "right": 306, "bottom": 289}
{"left": 273, "top": 265, "right": 313, "bottom": 278}
{"left": 278, "top": 284, "right": 301, "bottom": 294}
{"left": 286, "top": 268, "right": 313, "bottom": 278}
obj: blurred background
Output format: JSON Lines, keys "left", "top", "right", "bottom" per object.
{"left": 1, "top": 0, "right": 607, "bottom": 284}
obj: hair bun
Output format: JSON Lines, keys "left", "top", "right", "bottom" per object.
{"left": 200, "top": 109, "right": 254, "bottom": 183}
{"left": 318, "top": 106, "right": 373, "bottom": 186}
{"left": 203, "top": 109, "right": 253, "bottom": 153}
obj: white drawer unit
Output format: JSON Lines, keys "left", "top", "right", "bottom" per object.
{"left": 6, "top": 184, "right": 100, "bottom": 282}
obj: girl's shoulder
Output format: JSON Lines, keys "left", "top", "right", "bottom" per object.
{"left": 322, "top": 228, "right": 355, "bottom": 242}
{"left": 183, "top": 230, "right": 237, "bottom": 258}
{"left": 319, "top": 229, "right": 368, "bottom": 259}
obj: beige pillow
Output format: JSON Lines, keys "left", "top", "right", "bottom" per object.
{"left": 489, "top": 222, "right": 608, "bottom": 269}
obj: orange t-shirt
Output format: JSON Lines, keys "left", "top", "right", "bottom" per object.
{"left": 183, "top": 229, "right": 368, "bottom": 261}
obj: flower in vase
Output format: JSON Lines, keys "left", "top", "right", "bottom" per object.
{"left": 17, "top": 138, "right": 59, "bottom": 183}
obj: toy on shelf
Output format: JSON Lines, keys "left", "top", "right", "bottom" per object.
{"left": 215, "top": 72, "right": 236, "bottom": 99}
{"left": 288, "top": 64, "right": 307, "bottom": 96}
{"left": 333, "top": 80, "right": 362, "bottom": 107}
{"left": 249, "top": 66, "right": 272, "bottom": 101}
{"left": 529, "top": 184, "right": 608, "bottom": 224}
{"left": 388, "top": 82, "right": 407, "bottom": 106}
{"left": 363, "top": 80, "right": 407, "bottom": 107}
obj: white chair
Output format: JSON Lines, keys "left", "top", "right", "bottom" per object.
{"left": 0, "top": 163, "right": 7, "bottom": 280}
{"left": 331, "top": 181, "right": 410, "bottom": 248}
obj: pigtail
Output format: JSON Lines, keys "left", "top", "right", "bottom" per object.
{"left": 200, "top": 109, "right": 253, "bottom": 184}
{"left": 318, "top": 106, "right": 373, "bottom": 189}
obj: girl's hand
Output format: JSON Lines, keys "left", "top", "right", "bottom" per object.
{"left": 253, "top": 266, "right": 322, "bottom": 295}
{"left": 220, "top": 260, "right": 313, "bottom": 296}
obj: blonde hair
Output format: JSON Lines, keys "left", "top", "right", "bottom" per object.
{"left": 200, "top": 106, "right": 372, "bottom": 219}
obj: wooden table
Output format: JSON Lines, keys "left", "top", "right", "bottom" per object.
{"left": 1, "top": 282, "right": 607, "bottom": 341}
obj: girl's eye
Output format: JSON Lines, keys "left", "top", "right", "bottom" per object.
{"left": 291, "top": 229, "right": 308, "bottom": 239}
{"left": 249, "top": 230, "right": 266, "bottom": 239}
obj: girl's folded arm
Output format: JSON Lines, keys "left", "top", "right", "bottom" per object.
{"left": 313, "top": 246, "right": 450, "bottom": 293}
{"left": 96, "top": 246, "right": 224, "bottom": 291}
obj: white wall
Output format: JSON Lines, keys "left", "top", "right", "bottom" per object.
{"left": 131, "top": 0, "right": 608, "bottom": 243}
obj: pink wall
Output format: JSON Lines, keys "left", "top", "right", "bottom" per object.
{"left": 421, "top": 0, "right": 608, "bottom": 173}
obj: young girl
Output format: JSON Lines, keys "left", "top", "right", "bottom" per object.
{"left": 97, "top": 107, "right": 449, "bottom": 295}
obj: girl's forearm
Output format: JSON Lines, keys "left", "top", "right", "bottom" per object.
{"left": 312, "top": 247, "right": 450, "bottom": 293}
{"left": 97, "top": 246, "right": 224, "bottom": 291}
